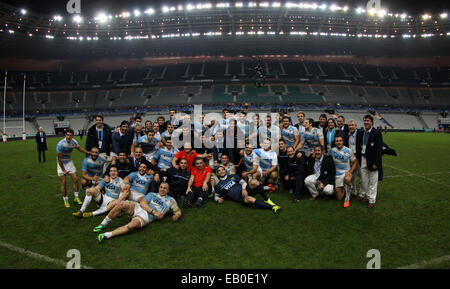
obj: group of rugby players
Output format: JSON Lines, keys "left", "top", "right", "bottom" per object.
{"left": 56, "top": 108, "right": 382, "bottom": 243}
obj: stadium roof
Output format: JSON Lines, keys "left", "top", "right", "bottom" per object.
{"left": 0, "top": 1, "right": 449, "bottom": 59}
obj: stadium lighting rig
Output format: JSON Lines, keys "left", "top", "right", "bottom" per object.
{"left": 1, "top": 2, "right": 449, "bottom": 42}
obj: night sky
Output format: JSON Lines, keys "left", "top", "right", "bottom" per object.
{"left": 1, "top": 0, "right": 448, "bottom": 16}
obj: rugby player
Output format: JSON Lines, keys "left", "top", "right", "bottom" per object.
{"left": 328, "top": 135, "right": 357, "bottom": 207}
{"left": 72, "top": 165, "right": 129, "bottom": 218}
{"left": 238, "top": 142, "right": 258, "bottom": 181}
{"left": 124, "top": 163, "right": 153, "bottom": 202}
{"left": 280, "top": 116, "right": 300, "bottom": 149}
{"left": 56, "top": 128, "right": 91, "bottom": 208}
{"left": 81, "top": 147, "right": 109, "bottom": 190}
{"left": 95, "top": 182, "right": 181, "bottom": 244}
{"left": 297, "top": 118, "right": 325, "bottom": 157}
{"left": 253, "top": 138, "right": 278, "bottom": 188}
{"left": 214, "top": 166, "right": 281, "bottom": 213}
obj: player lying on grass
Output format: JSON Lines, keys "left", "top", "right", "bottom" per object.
{"left": 214, "top": 166, "right": 281, "bottom": 213}
{"left": 94, "top": 182, "right": 181, "bottom": 244}
{"left": 72, "top": 166, "right": 130, "bottom": 218}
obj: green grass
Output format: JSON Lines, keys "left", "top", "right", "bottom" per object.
{"left": 0, "top": 132, "right": 449, "bottom": 268}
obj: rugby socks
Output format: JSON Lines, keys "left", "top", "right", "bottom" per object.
{"left": 344, "top": 185, "right": 351, "bottom": 201}
{"left": 80, "top": 195, "right": 92, "bottom": 212}
{"left": 74, "top": 192, "right": 79, "bottom": 198}
{"left": 92, "top": 207, "right": 107, "bottom": 216}
{"left": 104, "top": 232, "right": 112, "bottom": 239}
{"left": 63, "top": 196, "right": 69, "bottom": 202}
{"left": 254, "top": 199, "right": 273, "bottom": 209}
{"left": 101, "top": 216, "right": 112, "bottom": 226}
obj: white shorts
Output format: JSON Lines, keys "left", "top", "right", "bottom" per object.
{"left": 57, "top": 160, "right": 77, "bottom": 177}
{"left": 129, "top": 191, "right": 145, "bottom": 202}
{"left": 335, "top": 175, "right": 345, "bottom": 188}
{"left": 132, "top": 203, "right": 151, "bottom": 227}
{"left": 98, "top": 194, "right": 115, "bottom": 209}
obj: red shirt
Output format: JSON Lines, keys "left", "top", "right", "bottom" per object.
{"left": 191, "top": 166, "right": 212, "bottom": 188}
{"left": 175, "top": 150, "right": 199, "bottom": 172}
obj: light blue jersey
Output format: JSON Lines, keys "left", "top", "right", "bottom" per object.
{"left": 98, "top": 177, "right": 125, "bottom": 199}
{"left": 301, "top": 127, "right": 324, "bottom": 155}
{"left": 136, "top": 135, "right": 160, "bottom": 158}
{"left": 253, "top": 148, "right": 278, "bottom": 171}
{"left": 161, "top": 130, "right": 173, "bottom": 141}
{"left": 237, "top": 121, "right": 250, "bottom": 138}
{"left": 258, "top": 125, "right": 281, "bottom": 141}
{"left": 329, "top": 146, "right": 356, "bottom": 176}
{"left": 152, "top": 147, "right": 179, "bottom": 170}
{"left": 56, "top": 138, "right": 79, "bottom": 164}
{"left": 81, "top": 156, "right": 107, "bottom": 177}
{"left": 143, "top": 193, "right": 179, "bottom": 222}
{"left": 128, "top": 171, "right": 153, "bottom": 195}
{"left": 243, "top": 151, "right": 257, "bottom": 171}
{"left": 280, "top": 125, "right": 299, "bottom": 147}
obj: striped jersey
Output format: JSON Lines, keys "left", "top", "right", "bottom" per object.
{"left": 329, "top": 146, "right": 356, "bottom": 176}
{"left": 253, "top": 148, "right": 278, "bottom": 170}
{"left": 128, "top": 171, "right": 153, "bottom": 195}
{"left": 56, "top": 138, "right": 79, "bottom": 164}
{"left": 280, "top": 125, "right": 299, "bottom": 147}
{"left": 136, "top": 135, "right": 160, "bottom": 155}
{"left": 160, "top": 130, "right": 173, "bottom": 141}
{"left": 258, "top": 125, "right": 281, "bottom": 141}
{"left": 243, "top": 151, "right": 257, "bottom": 171}
{"left": 143, "top": 193, "right": 179, "bottom": 222}
{"left": 153, "top": 147, "right": 179, "bottom": 170}
{"left": 301, "top": 127, "right": 324, "bottom": 155}
{"left": 98, "top": 177, "right": 125, "bottom": 200}
{"left": 81, "top": 156, "right": 107, "bottom": 177}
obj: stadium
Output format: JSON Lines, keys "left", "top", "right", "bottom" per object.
{"left": 0, "top": 0, "right": 449, "bottom": 273}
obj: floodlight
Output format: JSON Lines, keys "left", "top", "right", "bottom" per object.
{"left": 73, "top": 15, "right": 83, "bottom": 23}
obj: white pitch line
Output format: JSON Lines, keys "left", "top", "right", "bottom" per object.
{"left": 0, "top": 240, "right": 93, "bottom": 269}
{"left": 384, "top": 171, "right": 450, "bottom": 179}
{"left": 385, "top": 165, "right": 450, "bottom": 188}
{"left": 397, "top": 254, "right": 450, "bottom": 269}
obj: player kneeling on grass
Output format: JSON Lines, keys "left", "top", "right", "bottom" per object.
{"left": 328, "top": 135, "right": 357, "bottom": 208}
{"left": 214, "top": 166, "right": 281, "bottom": 213}
{"left": 94, "top": 182, "right": 181, "bottom": 244}
{"left": 72, "top": 166, "right": 130, "bottom": 218}
{"left": 81, "top": 147, "right": 110, "bottom": 190}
